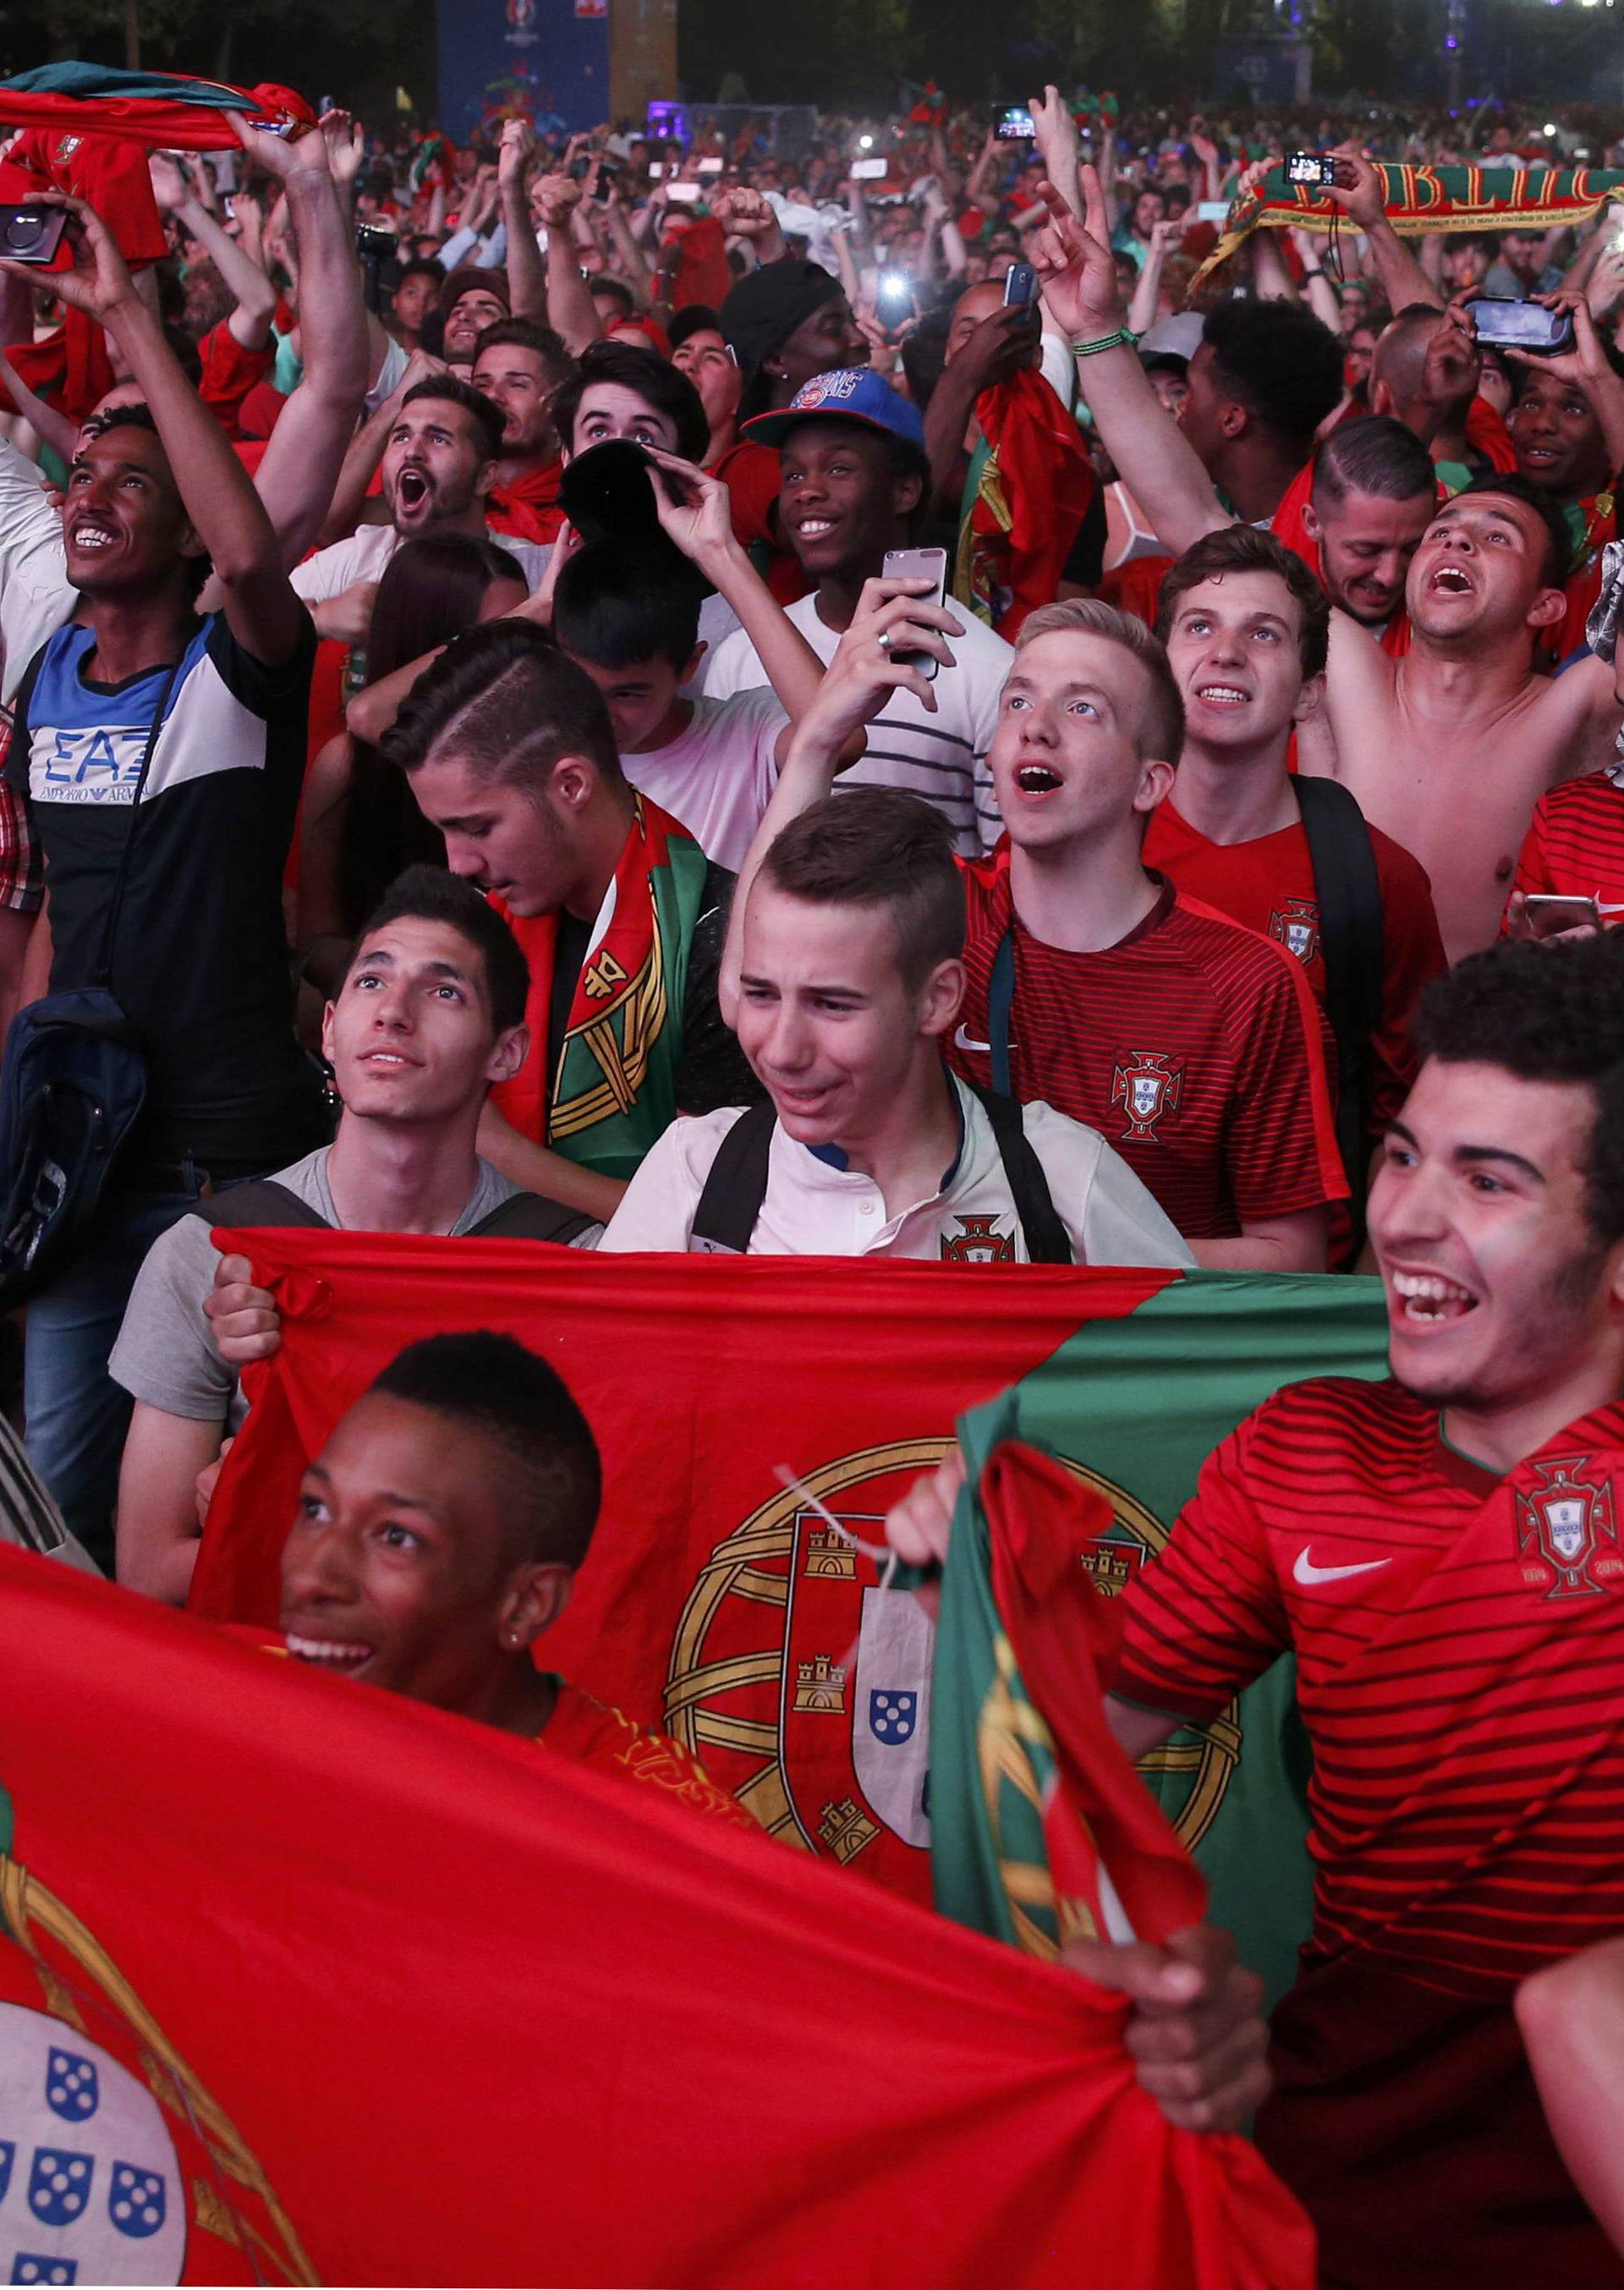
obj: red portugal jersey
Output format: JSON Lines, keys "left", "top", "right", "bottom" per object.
{"left": 1143, "top": 798, "right": 1446, "bottom": 1137}
{"left": 541, "top": 1678, "right": 758, "bottom": 1830}
{"left": 948, "top": 860, "right": 1347, "bottom": 1239}
{"left": 1114, "top": 1376, "right": 1624, "bottom": 2287}
{"left": 1512, "top": 770, "right": 1624, "bottom": 914}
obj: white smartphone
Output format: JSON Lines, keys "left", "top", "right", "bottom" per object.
{"left": 697, "top": 156, "right": 724, "bottom": 175}
{"left": 851, "top": 157, "right": 890, "bottom": 182}
{"left": 665, "top": 180, "right": 701, "bottom": 206}
{"left": 881, "top": 546, "right": 950, "bottom": 683}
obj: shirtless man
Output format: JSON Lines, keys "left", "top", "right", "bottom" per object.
{"left": 1025, "top": 172, "right": 1624, "bottom": 960}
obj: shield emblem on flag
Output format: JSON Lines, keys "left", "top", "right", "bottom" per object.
{"left": 852, "top": 1589, "right": 933, "bottom": 1848}
{"left": 107, "top": 2161, "right": 167, "bottom": 2239}
{"left": 46, "top": 2051, "right": 97, "bottom": 2124}
{"left": 26, "top": 2148, "right": 92, "bottom": 2227}
{"left": 1543, "top": 1495, "right": 1588, "bottom": 1564}
{"left": 1131, "top": 1074, "right": 1160, "bottom": 1119}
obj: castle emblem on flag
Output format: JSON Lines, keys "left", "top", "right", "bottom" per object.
{"left": 1111, "top": 1052, "right": 1184, "bottom": 1141}
{"left": 1516, "top": 1455, "right": 1621, "bottom": 1598}
{"left": 1269, "top": 898, "right": 1320, "bottom": 964}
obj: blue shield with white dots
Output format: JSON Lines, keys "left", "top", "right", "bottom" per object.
{"left": 25, "top": 2151, "right": 91, "bottom": 2230}
{"left": 851, "top": 1587, "right": 933, "bottom": 1847}
{"left": 11, "top": 2254, "right": 74, "bottom": 2286}
{"left": 868, "top": 1689, "right": 917, "bottom": 1744}
{"left": 106, "top": 2165, "right": 165, "bottom": 2241}
{"left": 43, "top": 2057, "right": 96, "bottom": 2128}
{"left": 0, "top": 2148, "right": 13, "bottom": 2207}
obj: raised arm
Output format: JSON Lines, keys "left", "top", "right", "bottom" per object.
{"left": 719, "top": 575, "right": 960, "bottom": 1026}
{"left": 532, "top": 172, "right": 603, "bottom": 356}
{"left": 1029, "top": 173, "right": 1228, "bottom": 553}
{"left": 497, "top": 118, "right": 547, "bottom": 323}
{"left": 10, "top": 194, "right": 304, "bottom": 666}
{"left": 229, "top": 116, "right": 370, "bottom": 574}
{"left": 711, "top": 185, "right": 786, "bottom": 269}
{"left": 1323, "top": 151, "right": 1441, "bottom": 314}
{"left": 151, "top": 151, "right": 277, "bottom": 349}
{"left": 1028, "top": 84, "right": 1082, "bottom": 222}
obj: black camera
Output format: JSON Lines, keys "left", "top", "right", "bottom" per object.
{"left": 0, "top": 207, "right": 67, "bottom": 266}
{"left": 1285, "top": 153, "right": 1336, "bottom": 189}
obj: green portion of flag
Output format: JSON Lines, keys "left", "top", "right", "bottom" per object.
{"left": 0, "top": 63, "right": 260, "bottom": 109}
{"left": 954, "top": 1270, "right": 1390, "bottom": 2005}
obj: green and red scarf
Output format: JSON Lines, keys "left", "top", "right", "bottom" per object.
{"left": 955, "top": 366, "right": 1097, "bottom": 640}
{"left": 1198, "top": 161, "right": 1624, "bottom": 292}
{"left": 490, "top": 794, "right": 715, "bottom": 1182}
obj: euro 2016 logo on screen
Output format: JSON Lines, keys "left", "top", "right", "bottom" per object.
{"left": 664, "top": 1441, "right": 1238, "bottom": 1900}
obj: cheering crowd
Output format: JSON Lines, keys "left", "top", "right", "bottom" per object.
{"left": 3, "top": 69, "right": 1624, "bottom": 2287}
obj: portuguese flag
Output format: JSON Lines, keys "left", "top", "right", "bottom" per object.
{"left": 194, "top": 1239, "right": 1389, "bottom": 2005}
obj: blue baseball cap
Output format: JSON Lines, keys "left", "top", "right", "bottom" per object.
{"left": 743, "top": 366, "right": 928, "bottom": 459}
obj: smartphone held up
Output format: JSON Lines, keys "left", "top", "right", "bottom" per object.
{"left": 881, "top": 547, "right": 950, "bottom": 683}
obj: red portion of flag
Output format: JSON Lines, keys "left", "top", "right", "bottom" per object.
{"left": 0, "top": 1547, "right": 1313, "bottom": 2288}
{"left": 191, "top": 1237, "right": 1177, "bottom": 1904}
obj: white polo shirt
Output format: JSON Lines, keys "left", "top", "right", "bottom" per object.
{"left": 599, "top": 1073, "right": 1193, "bottom": 1264}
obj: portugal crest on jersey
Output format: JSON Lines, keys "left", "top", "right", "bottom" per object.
{"left": 939, "top": 1215, "right": 1015, "bottom": 1264}
{"left": 1111, "top": 1051, "right": 1184, "bottom": 1141}
{"left": 1270, "top": 898, "right": 1320, "bottom": 965}
{"left": 1515, "top": 1455, "right": 1622, "bottom": 1598}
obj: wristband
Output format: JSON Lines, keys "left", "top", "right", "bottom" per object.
{"left": 1070, "top": 327, "right": 1138, "bottom": 357}
{"left": 1302, "top": 265, "right": 1325, "bottom": 279}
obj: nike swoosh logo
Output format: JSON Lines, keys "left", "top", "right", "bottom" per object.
{"left": 955, "top": 1023, "right": 1007, "bottom": 1054}
{"left": 1293, "top": 1549, "right": 1392, "bottom": 1586}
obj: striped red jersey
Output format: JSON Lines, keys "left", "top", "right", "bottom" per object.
{"left": 1511, "top": 770, "right": 1624, "bottom": 911}
{"left": 1144, "top": 799, "right": 1446, "bottom": 1136}
{"left": 948, "top": 859, "right": 1347, "bottom": 1239}
{"left": 1115, "top": 1374, "right": 1624, "bottom": 1996}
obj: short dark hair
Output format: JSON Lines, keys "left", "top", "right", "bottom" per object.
{"left": 470, "top": 316, "right": 573, "bottom": 388}
{"left": 552, "top": 535, "right": 704, "bottom": 673}
{"left": 370, "top": 1332, "right": 602, "bottom": 1569}
{"left": 80, "top": 402, "right": 160, "bottom": 447}
{"left": 350, "top": 862, "right": 530, "bottom": 1035}
{"left": 400, "top": 374, "right": 506, "bottom": 465}
{"left": 381, "top": 619, "right": 623, "bottom": 793}
{"left": 758, "top": 788, "right": 965, "bottom": 990}
{"left": 549, "top": 338, "right": 710, "bottom": 464}
{"left": 668, "top": 302, "right": 722, "bottom": 351}
{"left": 1157, "top": 524, "right": 1330, "bottom": 679}
{"left": 590, "top": 276, "right": 637, "bottom": 319}
{"left": 1413, "top": 936, "right": 1624, "bottom": 1248}
{"left": 1311, "top": 414, "right": 1437, "bottom": 513}
{"left": 1202, "top": 298, "right": 1346, "bottom": 453}
{"left": 394, "top": 256, "right": 445, "bottom": 293}
{"left": 1452, "top": 472, "right": 1574, "bottom": 589}
{"left": 1368, "top": 303, "right": 1446, "bottom": 409}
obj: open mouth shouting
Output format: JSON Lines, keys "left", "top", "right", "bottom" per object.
{"left": 1388, "top": 1269, "right": 1479, "bottom": 1326}
{"left": 1014, "top": 762, "right": 1063, "bottom": 795}
{"left": 395, "top": 466, "right": 434, "bottom": 516}
{"left": 1428, "top": 563, "right": 1474, "bottom": 598}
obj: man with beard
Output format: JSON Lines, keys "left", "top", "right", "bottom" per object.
{"left": 291, "top": 376, "right": 551, "bottom": 629}
{"left": 1026, "top": 173, "right": 1624, "bottom": 960}
{"left": 886, "top": 931, "right": 1624, "bottom": 2289}
{"left": 469, "top": 318, "right": 573, "bottom": 546}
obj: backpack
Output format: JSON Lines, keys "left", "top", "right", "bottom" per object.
{"left": 0, "top": 991, "right": 149, "bottom": 1308}
{"left": 190, "top": 1177, "right": 597, "bottom": 1246}
{"left": 687, "top": 1087, "right": 1074, "bottom": 1263}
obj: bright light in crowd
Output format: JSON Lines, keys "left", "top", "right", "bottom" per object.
{"left": 859, "top": 135, "right": 873, "bottom": 150}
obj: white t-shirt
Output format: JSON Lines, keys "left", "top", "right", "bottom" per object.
{"left": 290, "top": 522, "right": 552, "bottom": 604}
{"left": 0, "top": 438, "right": 75, "bottom": 704}
{"left": 599, "top": 1072, "right": 1193, "bottom": 1265}
{"left": 701, "top": 590, "right": 1013, "bottom": 856}
{"left": 622, "top": 689, "right": 786, "bottom": 870}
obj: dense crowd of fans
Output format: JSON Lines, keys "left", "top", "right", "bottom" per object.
{"left": 2, "top": 72, "right": 1624, "bottom": 2286}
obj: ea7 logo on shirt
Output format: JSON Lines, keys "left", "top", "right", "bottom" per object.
{"left": 33, "top": 724, "right": 147, "bottom": 805}
{"left": 1515, "top": 1455, "right": 1623, "bottom": 1598}
{"left": 1111, "top": 1051, "right": 1184, "bottom": 1141}
{"left": 939, "top": 1214, "right": 1015, "bottom": 1264}
{"left": 1270, "top": 898, "right": 1320, "bottom": 965}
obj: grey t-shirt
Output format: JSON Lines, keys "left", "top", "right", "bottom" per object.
{"left": 108, "top": 1147, "right": 569, "bottom": 1429}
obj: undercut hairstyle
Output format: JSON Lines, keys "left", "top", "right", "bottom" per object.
{"left": 1413, "top": 936, "right": 1624, "bottom": 1249}
{"left": 1452, "top": 472, "right": 1574, "bottom": 589}
{"left": 1016, "top": 598, "right": 1186, "bottom": 766}
{"left": 1156, "top": 524, "right": 1330, "bottom": 679}
{"left": 1311, "top": 415, "right": 1437, "bottom": 514}
{"left": 370, "top": 1332, "right": 602, "bottom": 1570}
{"left": 549, "top": 338, "right": 710, "bottom": 464}
{"left": 350, "top": 863, "right": 530, "bottom": 1036}
{"left": 400, "top": 374, "right": 506, "bottom": 465}
{"left": 471, "top": 316, "right": 574, "bottom": 390}
{"left": 1202, "top": 298, "right": 1346, "bottom": 453}
{"left": 381, "top": 618, "right": 624, "bottom": 794}
{"left": 759, "top": 788, "right": 966, "bottom": 990}
{"left": 552, "top": 535, "right": 705, "bottom": 672}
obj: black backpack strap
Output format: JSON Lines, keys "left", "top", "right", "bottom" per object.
{"left": 688, "top": 1103, "right": 778, "bottom": 1254}
{"left": 468, "top": 1191, "right": 598, "bottom": 1244}
{"left": 1294, "top": 775, "right": 1385, "bottom": 1246}
{"left": 189, "top": 1179, "right": 329, "bottom": 1231}
{"left": 967, "top": 1083, "right": 1073, "bottom": 1265}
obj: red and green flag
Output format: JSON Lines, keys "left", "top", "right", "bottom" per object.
{"left": 195, "top": 1239, "right": 1388, "bottom": 2006}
